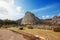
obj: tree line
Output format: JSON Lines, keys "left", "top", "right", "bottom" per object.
{"left": 0, "top": 19, "right": 18, "bottom": 26}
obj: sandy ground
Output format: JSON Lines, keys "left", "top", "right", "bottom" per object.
{"left": 0, "top": 29, "right": 27, "bottom": 40}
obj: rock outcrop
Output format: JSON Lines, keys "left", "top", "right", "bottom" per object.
{"left": 21, "top": 11, "right": 40, "bottom": 25}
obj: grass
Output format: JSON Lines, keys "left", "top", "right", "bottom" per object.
{"left": 21, "top": 29, "right": 60, "bottom": 40}
{"left": 8, "top": 27, "right": 60, "bottom": 40}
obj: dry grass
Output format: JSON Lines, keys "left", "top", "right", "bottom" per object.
{"left": 8, "top": 27, "right": 60, "bottom": 40}
{"left": 21, "top": 29, "right": 60, "bottom": 40}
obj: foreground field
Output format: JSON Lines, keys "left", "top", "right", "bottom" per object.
{"left": 8, "top": 27, "right": 60, "bottom": 40}
{"left": 0, "top": 29, "right": 27, "bottom": 40}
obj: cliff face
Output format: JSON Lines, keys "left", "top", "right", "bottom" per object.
{"left": 21, "top": 11, "right": 40, "bottom": 25}
{"left": 52, "top": 16, "right": 60, "bottom": 24}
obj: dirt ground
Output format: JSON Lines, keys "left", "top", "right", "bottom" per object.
{"left": 0, "top": 29, "right": 27, "bottom": 40}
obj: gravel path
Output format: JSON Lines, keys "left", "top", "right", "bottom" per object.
{"left": 0, "top": 29, "right": 27, "bottom": 40}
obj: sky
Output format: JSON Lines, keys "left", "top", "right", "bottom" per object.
{"left": 0, "top": 0, "right": 60, "bottom": 20}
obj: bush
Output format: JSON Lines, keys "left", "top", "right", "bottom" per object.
{"left": 19, "top": 27, "right": 23, "bottom": 30}
{"left": 2, "top": 25, "right": 9, "bottom": 28}
{"left": 53, "top": 27, "right": 60, "bottom": 32}
{"left": 28, "top": 26, "right": 33, "bottom": 29}
{"left": 0, "top": 24, "right": 2, "bottom": 28}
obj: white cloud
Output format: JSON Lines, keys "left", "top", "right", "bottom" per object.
{"left": 31, "top": 6, "right": 52, "bottom": 12}
{"left": 0, "top": 0, "right": 23, "bottom": 20}
{"left": 42, "top": 15, "right": 50, "bottom": 19}
{"left": 16, "top": 7, "right": 22, "bottom": 13}
{"left": 32, "top": 7, "right": 50, "bottom": 12}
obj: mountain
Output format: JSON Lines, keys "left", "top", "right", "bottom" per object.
{"left": 52, "top": 16, "right": 60, "bottom": 24}
{"left": 20, "top": 11, "right": 40, "bottom": 25}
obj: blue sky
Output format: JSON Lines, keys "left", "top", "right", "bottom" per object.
{"left": 15, "top": 0, "right": 60, "bottom": 19}
{"left": 0, "top": 0, "right": 60, "bottom": 20}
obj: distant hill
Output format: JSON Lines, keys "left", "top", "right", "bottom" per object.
{"left": 17, "top": 11, "right": 60, "bottom": 25}
{"left": 52, "top": 16, "right": 60, "bottom": 25}
{"left": 18, "top": 11, "right": 40, "bottom": 25}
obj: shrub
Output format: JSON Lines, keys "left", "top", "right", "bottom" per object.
{"left": 53, "top": 27, "right": 60, "bottom": 32}
{"left": 2, "top": 25, "right": 9, "bottom": 28}
{"left": 0, "top": 24, "right": 2, "bottom": 28}
{"left": 19, "top": 27, "right": 23, "bottom": 30}
{"left": 28, "top": 26, "right": 33, "bottom": 29}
